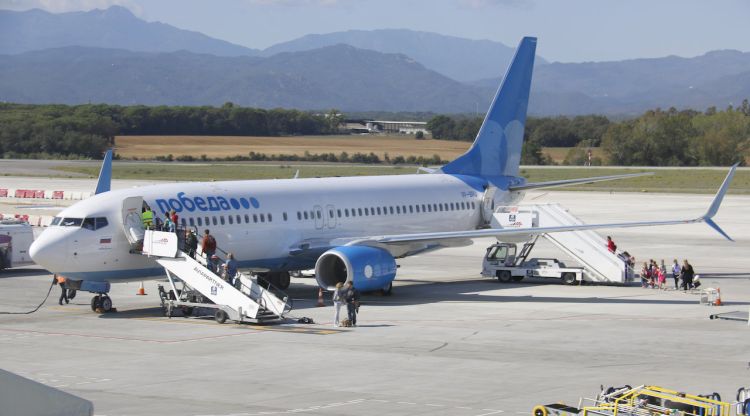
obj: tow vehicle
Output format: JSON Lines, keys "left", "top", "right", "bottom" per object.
{"left": 0, "top": 219, "right": 34, "bottom": 271}
{"left": 481, "top": 239, "right": 584, "bottom": 285}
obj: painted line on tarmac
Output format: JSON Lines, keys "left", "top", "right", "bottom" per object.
{"left": 0, "top": 327, "right": 261, "bottom": 344}
{"left": 133, "top": 316, "right": 343, "bottom": 335}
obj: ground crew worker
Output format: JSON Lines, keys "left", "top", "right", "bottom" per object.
{"left": 344, "top": 281, "right": 360, "bottom": 327}
{"left": 141, "top": 206, "right": 154, "bottom": 229}
{"left": 54, "top": 274, "right": 69, "bottom": 305}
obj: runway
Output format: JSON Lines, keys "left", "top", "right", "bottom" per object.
{"left": 0, "top": 178, "right": 748, "bottom": 416}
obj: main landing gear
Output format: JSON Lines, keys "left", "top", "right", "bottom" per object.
{"left": 90, "top": 294, "right": 113, "bottom": 313}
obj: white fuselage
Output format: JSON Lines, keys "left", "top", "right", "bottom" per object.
{"left": 30, "top": 173, "right": 524, "bottom": 282}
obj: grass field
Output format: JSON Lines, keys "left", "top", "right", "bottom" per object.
{"left": 54, "top": 163, "right": 750, "bottom": 194}
{"left": 115, "top": 135, "right": 471, "bottom": 160}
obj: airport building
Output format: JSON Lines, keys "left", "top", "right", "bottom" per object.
{"left": 343, "top": 120, "right": 429, "bottom": 135}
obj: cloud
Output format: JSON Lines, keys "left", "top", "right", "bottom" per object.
{"left": 458, "top": 0, "right": 532, "bottom": 9}
{"left": 0, "top": 0, "right": 142, "bottom": 14}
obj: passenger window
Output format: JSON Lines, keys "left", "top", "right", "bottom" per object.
{"left": 329, "top": 209, "right": 334, "bottom": 218}
{"left": 376, "top": 207, "right": 381, "bottom": 215}
{"left": 345, "top": 209, "right": 350, "bottom": 217}
{"left": 283, "top": 212, "right": 288, "bottom": 221}
{"left": 212, "top": 217, "right": 218, "bottom": 226}
{"left": 364, "top": 208, "right": 369, "bottom": 216}
{"left": 337, "top": 209, "right": 341, "bottom": 218}
{"left": 303, "top": 212, "right": 308, "bottom": 220}
{"left": 189, "top": 218, "right": 195, "bottom": 227}
{"left": 297, "top": 212, "right": 302, "bottom": 220}
{"left": 220, "top": 216, "right": 225, "bottom": 225}
{"left": 260, "top": 214, "right": 265, "bottom": 223}
{"left": 82, "top": 218, "right": 96, "bottom": 230}
{"left": 205, "top": 216, "right": 210, "bottom": 226}
{"left": 244, "top": 214, "right": 250, "bottom": 223}
{"left": 396, "top": 206, "right": 401, "bottom": 214}
{"left": 358, "top": 208, "right": 363, "bottom": 216}
{"left": 409, "top": 205, "right": 414, "bottom": 213}
{"left": 316, "top": 211, "right": 322, "bottom": 219}
{"left": 197, "top": 217, "right": 203, "bottom": 226}
{"left": 268, "top": 213, "right": 273, "bottom": 222}
{"left": 228, "top": 216, "right": 233, "bottom": 225}
{"left": 389, "top": 206, "right": 394, "bottom": 214}
{"left": 236, "top": 215, "right": 241, "bottom": 224}
{"left": 254, "top": 214, "right": 259, "bottom": 223}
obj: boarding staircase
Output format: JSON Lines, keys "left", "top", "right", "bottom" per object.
{"left": 141, "top": 230, "right": 292, "bottom": 323}
{"left": 493, "top": 204, "right": 634, "bottom": 284}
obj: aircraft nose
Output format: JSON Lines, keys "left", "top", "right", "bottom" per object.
{"left": 29, "top": 231, "right": 66, "bottom": 273}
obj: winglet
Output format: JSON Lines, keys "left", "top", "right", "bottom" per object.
{"left": 94, "top": 149, "right": 113, "bottom": 195}
{"left": 700, "top": 163, "right": 737, "bottom": 241}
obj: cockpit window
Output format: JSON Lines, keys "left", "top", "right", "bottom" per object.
{"left": 82, "top": 218, "right": 96, "bottom": 230}
{"left": 81, "top": 217, "right": 109, "bottom": 231}
{"left": 61, "top": 218, "right": 83, "bottom": 227}
{"left": 50, "top": 217, "right": 62, "bottom": 226}
{"left": 95, "top": 217, "right": 108, "bottom": 230}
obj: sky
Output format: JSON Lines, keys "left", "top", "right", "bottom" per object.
{"left": 1, "top": 0, "right": 749, "bottom": 62}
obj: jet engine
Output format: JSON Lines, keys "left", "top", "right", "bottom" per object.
{"left": 315, "top": 246, "right": 396, "bottom": 292}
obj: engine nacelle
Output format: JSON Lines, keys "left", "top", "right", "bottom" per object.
{"left": 315, "top": 246, "right": 396, "bottom": 292}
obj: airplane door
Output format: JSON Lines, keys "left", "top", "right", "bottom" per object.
{"left": 325, "top": 204, "right": 336, "bottom": 229}
{"left": 121, "top": 196, "right": 145, "bottom": 245}
{"left": 313, "top": 205, "right": 324, "bottom": 230}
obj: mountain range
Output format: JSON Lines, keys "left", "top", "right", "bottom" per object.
{"left": 1, "top": 6, "right": 749, "bottom": 115}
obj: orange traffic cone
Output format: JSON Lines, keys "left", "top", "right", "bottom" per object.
{"left": 715, "top": 288, "right": 722, "bottom": 306}
{"left": 316, "top": 288, "right": 325, "bottom": 307}
{"left": 137, "top": 282, "right": 147, "bottom": 296}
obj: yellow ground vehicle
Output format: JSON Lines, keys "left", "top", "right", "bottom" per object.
{"left": 533, "top": 385, "right": 730, "bottom": 416}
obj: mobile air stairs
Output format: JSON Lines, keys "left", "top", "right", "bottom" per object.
{"left": 492, "top": 204, "right": 634, "bottom": 284}
{"left": 141, "top": 230, "right": 292, "bottom": 324}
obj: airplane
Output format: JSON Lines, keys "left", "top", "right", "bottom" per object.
{"left": 29, "top": 37, "right": 737, "bottom": 312}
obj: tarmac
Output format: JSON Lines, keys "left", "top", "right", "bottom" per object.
{"left": 0, "top": 177, "right": 749, "bottom": 416}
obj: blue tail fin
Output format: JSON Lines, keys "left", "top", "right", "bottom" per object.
{"left": 94, "top": 149, "right": 113, "bottom": 195}
{"left": 441, "top": 36, "right": 537, "bottom": 178}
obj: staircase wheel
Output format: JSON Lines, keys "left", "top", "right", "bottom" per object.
{"left": 562, "top": 272, "right": 577, "bottom": 285}
{"left": 497, "top": 270, "right": 512, "bottom": 283}
{"left": 214, "top": 309, "right": 227, "bottom": 324}
{"left": 532, "top": 405, "right": 548, "bottom": 416}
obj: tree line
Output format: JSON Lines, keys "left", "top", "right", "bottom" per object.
{"left": 426, "top": 101, "right": 750, "bottom": 166}
{"left": 0, "top": 102, "right": 335, "bottom": 159}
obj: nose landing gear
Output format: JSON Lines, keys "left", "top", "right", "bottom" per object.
{"left": 90, "top": 294, "right": 113, "bottom": 313}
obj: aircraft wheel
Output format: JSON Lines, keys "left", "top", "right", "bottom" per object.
{"left": 511, "top": 276, "right": 524, "bottom": 282}
{"left": 277, "top": 271, "right": 291, "bottom": 290}
{"left": 90, "top": 295, "right": 101, "bottom": 311}
{"left": 214, "top": 310, "right": 227, "bottom": 324}
{"left": 381, "top": 282, "right": 393, "bottom": 296}
{"left": 100, "top": 296, "right": 113, "bottom": 313}
{"left": 497, "top": 270, "right": 512, "bottom": 283}
{"left": 562, "top": 272, "right": 577, "bottom": 285}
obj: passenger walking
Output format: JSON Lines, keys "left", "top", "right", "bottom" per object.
{"left": 170, "top": 209, "right": 179, "bottom": 228}
{"left": 671, "top": 259, "right": 681, "bottom": 290}
{"left": 164, "top": 216, "right": 174, "bottom": 233}
{"left": 225, "top": 253, "right": 238, "bottom": 283}
{"left": 184, "top": 229, "right": 198, "bottom": 258}
{"left": 606, "top": 236, "right": 617, "bottom": 253}
{"left": 55, "top": 275, "right": 69, "bottom": 305}
{"left": 344, "top": 281, "right": 360, "bottom": 327}
{"left": 332, "top": 282, "right": 344, "bottom": 327}
{"left": 681, "top": 259, "right": 695, "bottom": 291}
{"left": 201, "top": 229, "right": 217, "bottom": 271}
{"left": 656, "top": 266, "right": 666, "bottom": 290}
{"left": 640, "top": 262, "right": 650, "bottom": 288}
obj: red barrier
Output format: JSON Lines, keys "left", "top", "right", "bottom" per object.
{"left": 24, "top": 190, "right": 35, "bottom": 198}
{"left": 34, "top": 190, "right": 45, "bottom": 198}
{"left": 15, "top": 189, "right": 26, "bottom": 198}
{"left": 0, "top": 189, "right": 7, "bottom": 197}
{"left": 52, "top": 191, "right": 64, "bottom": 199}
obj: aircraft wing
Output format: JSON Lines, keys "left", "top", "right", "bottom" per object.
{"left": 337, "top": 164, "right": 737, "bottom": 251}
{"left": 508, "top": 171, "right": 653, "bottom": 191}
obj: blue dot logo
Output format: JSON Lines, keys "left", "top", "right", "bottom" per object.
{"left": 250, "top": 197, "right": 260, "bottom": 208}
{"left": 230, "top": 198, "right": 240, "bottom": 209}
{"left": 239, "top": 198, "right": 250, "bottom": 209}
